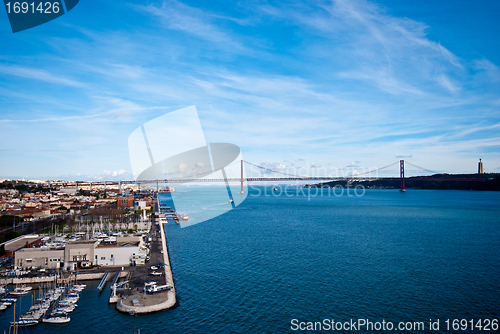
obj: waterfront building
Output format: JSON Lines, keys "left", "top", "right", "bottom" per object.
{"left": 95, "top": 237, "right": 146, "bottom": 266}
{"left": 64, "top": 240, "right": 98, "bottom": 270}
{"left": 0, "top": 234, "right": 43, "bottom": 257}
{"left": 14, "top": 236, "right": 147, "bottom": 270}
{"left": 15, "top": 248, "right": 64, "bottom": 269}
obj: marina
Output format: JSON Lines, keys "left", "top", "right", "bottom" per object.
{"left": 1, "top": 278, "right": 86, "bottom": 331}
{"left": 0, "top": 192, "right": 179, "bottom": 332}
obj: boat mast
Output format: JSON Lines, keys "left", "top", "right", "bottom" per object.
{"left": 12, "top": 300, "right": 16, "bottom": 334}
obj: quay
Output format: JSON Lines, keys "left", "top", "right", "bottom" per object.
{"left": 116, "top": 219, "right": 175, "bottom": 313}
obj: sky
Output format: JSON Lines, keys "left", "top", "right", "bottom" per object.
{"left": 0, "top": 0, "right": 499, "bottom": 180}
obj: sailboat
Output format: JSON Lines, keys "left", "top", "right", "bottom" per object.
{"left": 10, "top": 318, "right": 39, "bottom": 326}
{"left": 11, "top": 285, "right": 32, "bottom": 295}
{"left": 42, "top": 316, "right": 71, "bottom": 323}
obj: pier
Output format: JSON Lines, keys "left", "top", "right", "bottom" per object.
{"left": 116, "top": 219, "right": 176, "bottom": 313}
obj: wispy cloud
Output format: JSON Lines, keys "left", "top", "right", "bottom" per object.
{"left": 137, "top": 0, "right": 245, "bottom": 50}
{"left": 0, "top": 65, "right": 84, "bottom": 87}
{"left": 436, "top": 74, "right": 460, "bottom": 93}
{"left": 0, "top": 101, "right": 171, "bottom": 123}
{"left": 474, "top": 58, "right": 500, "bottom": 82}
{"left": 260, "top": 0, "right": 464, "bottom": 97}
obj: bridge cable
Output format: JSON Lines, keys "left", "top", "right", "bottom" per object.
{"left": 405, "top": 162, "right": 438, "bottom": 174}
{"left": 243, "top": 161, "right": 308, "bottom": 178}
{"left": 355, "top": 161, "right": 399, "bottom": 176}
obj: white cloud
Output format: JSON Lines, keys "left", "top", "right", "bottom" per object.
{"left": 436, "top": 75, "right": 460, "bottom": 93}
{"left": 138, "top": 0, "right": 244, "bottom": 50}
{"left": 474, "top": 58, "right": 500, "bottom": 82}
{"left": 0, "top": 65, "right": 84, "bottom": 87}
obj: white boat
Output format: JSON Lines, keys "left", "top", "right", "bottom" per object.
{"left": 42, "top": 316, "right": 70, "bottom": 324}
{"left": 145, "top": 284, "right": 172, "bottom": 294}
{"left": 182, "top": 214, "right": 188, "bottom": 220}
{"left": 151, "top": 271, "right": 162, "bottom": 276}
{"left": 51, "top": 310, "right": 67, "bottom": 316}
{"left": 0, "top": 304, "right": 7, "bottom": 310}
{"left": 60, "top": 305, "right": 76, "bottom": 313}
{"left": 2, "top": 298, "right": 17, "bottom": 302}
{"left": 71, "top": 285, "right": 85, "bottom": 292}
{"left": 59, "top": 298, "right": 78, "bottom": 305}
{"left": 22, "top": 312, "right": 44, "bottom": 321}
{"left": 11, "top": 285, "right": 33, "bottom": 295}
{"left": 144, "top": 280, "right": 158, "bottom": 287}
{"left": 10, "top": 319, "right": 39, "bottom": 326}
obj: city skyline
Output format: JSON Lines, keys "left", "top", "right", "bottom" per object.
{"left": 1, "top": 0, "right": 499, "bottom": 180}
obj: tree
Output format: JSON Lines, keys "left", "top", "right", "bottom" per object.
{"left": 6, "top": 231, "right": 20, "bottom": 240}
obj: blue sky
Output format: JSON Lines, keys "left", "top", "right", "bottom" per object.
{"left": 0, "top": 0, "right": 499, "bottom": 180}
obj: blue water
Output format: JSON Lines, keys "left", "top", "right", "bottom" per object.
{"left": 2, "top": 188, "right": 499, "bottom": 333}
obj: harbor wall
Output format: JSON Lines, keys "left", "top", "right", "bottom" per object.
{"left": 116, "top": 222, "right": 175, "bottom": 313}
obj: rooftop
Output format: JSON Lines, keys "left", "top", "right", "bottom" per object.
{"left": 3, "top": 235, "right": 42, "bottom": 251}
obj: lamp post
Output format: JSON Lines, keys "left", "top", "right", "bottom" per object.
{"left": 129, "top": 310, "right": 136, "bottom": 334}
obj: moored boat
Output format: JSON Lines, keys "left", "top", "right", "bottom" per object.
{"left": 11, "top": 285, "right": 32, "bottom": 295}
{"left": 10, "top": 319, "right": 39, "bottom": 326}
{"left": 42, "top": 316, "right": 70, "bottom": 324}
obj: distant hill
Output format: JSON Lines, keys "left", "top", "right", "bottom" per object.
{"left": 305, "top": 173, "right": 500, "bottom": 191}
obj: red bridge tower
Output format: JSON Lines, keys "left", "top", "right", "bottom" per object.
{"left": 400, "top": 160, "right": 405, "bottom": 192}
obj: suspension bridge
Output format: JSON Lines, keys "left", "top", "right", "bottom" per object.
{"left": 59, "top": 160, "right": 484, "bottom": 193}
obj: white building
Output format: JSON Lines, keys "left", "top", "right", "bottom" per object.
{"left": 94, "top": 238, "right": 146, "bottom": 266}
{"left": 15, "top": 236, "right": 147, "bottom": 270}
